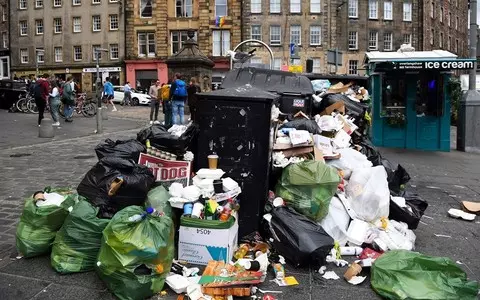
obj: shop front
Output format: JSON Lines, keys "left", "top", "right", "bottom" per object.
{"left": 365, "top": 51, "right": 475, "bottom": 152}
{"left": 125, "top": 60, "right": 168, "bottom": 92}
{"left": 82, "top": 67, "right": 123, "bottom": 92}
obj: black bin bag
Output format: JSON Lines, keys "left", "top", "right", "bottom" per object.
{"left": 279, "top": 119, "right": 322, "bottom": 135}
{"left": 137, "top": 124, "right": 199, "bottom": 156}
{"left": 266, "top": 206, "right": 334, "bottom": 268}
{"left": 382, "top": 159, "right": 411, "bottom": 195}
{"left": 389, "top": 190, "right": 428, "bottom": 230}
{"left": 77, "top": 157, "right": 155, "bottom": 218}
{"left": 95, "top": 139, "right": 146, "bottom": 162}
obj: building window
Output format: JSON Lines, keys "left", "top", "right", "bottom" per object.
{"left": 273, "top": 58, "right": 281, "bottom": 70}
{"left": 251, "top": 0, "right": 261, "bottom": 13}
{"left": 54, "top": 47, "right": 62, "bottom": 62}
{"left": 312, "top": 58, "right": 321, "bottom": 73}
{"left": 383, "top": 32, "right": 393, "bottom": 51}
{"left": 212, "top": 30, "right": 230, "bottom": 56}
{"left": 73, "top": 46, "right": 82, "bottom": 61}
{"left": 290, "top": 0, "right": 301, "bottom": 13}
{"left": 109, "top": 15, "right": 119, "bottom": 30}
{"left": 439, "top": 32, "right": 443, "bottom": 48}
{"left": 176, "top": 0, "right": 193, "bottom": 17}
{"left": 292, "top": 58, "right": 301, "bottom": 65}
{"left": 448, "top": 36, "right": 451, "bottom": 50}
{"left": 73, "top": 0, "right": 81, "bottom": 5}
{"left": 19, "top": 21, "right": 28, "bottom": 36}
{"left": 2, "top": 32, "right": 7, "bottom": 48}
{"left": 20, "top": 49, "right": 28, "bottom": 63}
{"left": 455, "top": 39, "right": 458, "bottom": 53}
{"left": 36, "top": 49, "right": 44, "bottom": 63}
{"left": 348, "top": 0, "right": 358, "bottom": 18}
{"left": 92, "top": 15, "right": 101, "bottom": 31}
{"left": 403, "top": 33, "right": 412, "bottom": 45}
{"left": 73, "top": 17, "right": 81, "bottom": 32}
{"left": 92, "top": 45, "right": 102, "bottom": 61}
{"left": 171, "top": 30, "right": 197, "bottom": 54}
{"left": 35, "top": 20, "right": 44, "bottom": 35}
{"left": 456, "top": 17, "right": 458, "bottom": 30}
{"left": 110, "top": 44, "right": 119, "bottom": 59}
{"left": 310, "top": 26, "right": 321, "bottom": 45}
{"left": 140, "top": 0, "right": 153, "bottom": 18}
{"left": 440, "top": 7, "right": 443, "bottom": 22}
{"left": 251, "top": 25, "right": 261, "bottom": 40}
{"left": 310, "top": 0, "right": 321, "bottom": 13}
{"left": 430, "top": 29, "right": 434, "bottom": 45}
{"left": 92, "top": 0, "right": 100, "bottom": 4}
{"left": 270, "top": 25, "right": 281, "bottom": 45}
{"left": 215, "top": 0, "right": 227, "bottom": 17}
{"left": 290, "top": 25, "right": 301, "bottom": 45}
{"left": 384, "top": 1, "right": 392, "bottom": 20}
{"left": 19, "top": 0, "right": 27, "bottom": 9}
{"left": 2, "top": 5, "right": 6, "bottom": 22}
{"left": 403, "top": 2, "right": 412, "bottom": 21}
{"left": 348, "top": 60, "right": 358, "bottom": 75}
{"left": 348, "top": 31, "right": 357, "bottom": 50}
{"left": 35, "top": 0, "right": 43, "bottom": 8}
{"left": 430, "top": 2, "right": 434, "bottom": 18}
{"left": 369, "top": 0, "right": 378, "bottom": 19}
{"left": 448, "top": 12, "right": 451, "bottom": 27}
{"left": 54, "top": 18, "right": 62, "bottom": 33}
{"left": 54, "top": 0, "right": 62, "bottom": 7}
{"left": 368, "top": 31, "right": 378, "bottom": 50}
{"left": 270, "top": 0, "right": 280, "bottom": 13}
{"left": 138, "top": 32, "right": 155, "bottom": 57}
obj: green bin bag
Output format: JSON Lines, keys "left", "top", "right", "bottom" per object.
{"left": 276, "top": 160, "right": 341, "bottom": 221}
{"left": 146, "top": 186, "right": 173, "bottom": 218}
{"left": 16, "top": 188, "right": 78, "bottom": 258}
{"left": 51, "top": 200, "right": 110, "bottom": 273}
{"left": 96, "top": 206, "right": 175, "bottom": 300}
{"left": 371, "top": 250, "right": 479, "bottom": 300}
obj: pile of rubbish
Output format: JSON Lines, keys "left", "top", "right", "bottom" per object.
{"left": 14, "top": 100, "right": 480, "bottom": 299}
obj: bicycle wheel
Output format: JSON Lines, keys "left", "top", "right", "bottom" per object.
{"left": 81, "top": 102, "right": 97, "bottom": 117}
{"left": 16, "top": 98, "right": 28, "bottom": 113}
{"left": 27, "top": 99, "right": 39, "bottom": 114}
{"left": 59, "top": 103, "right": 65, "bottom": 118}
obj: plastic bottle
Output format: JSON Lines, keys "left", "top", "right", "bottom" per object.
{"left": 128, "top": 214, "right": 144, "bottom": 222}
{"left": 146, "top": 207, "right": 163, "bottom": 217}
{"left": 339, "top": 246, "right": 363, "bottom": 256}
{"left": 234, "top": 244, "right": 250, "bottom": 260}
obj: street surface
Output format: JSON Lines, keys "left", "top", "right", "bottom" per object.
{"left": 0, "top": 108, "right": 478, "bottom": 300}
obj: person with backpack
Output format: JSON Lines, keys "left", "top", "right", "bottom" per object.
{"left": 160, "top": 82, "right": 172, "bottom": 127}
{"left": 34, "top": 73, "right": 50, "bottom": 126}
{"left": 62, "top": 76, "right": 76, "bottom": 123}
{"left": 187, "top": 77, "right": 201, "bottom": 123}
{"left": 169, "top": 73, "right": 188, "bottom": 125}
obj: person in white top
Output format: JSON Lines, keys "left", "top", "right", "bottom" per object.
{"left": 49, "top": 82, "right": 61, "bottom": 126}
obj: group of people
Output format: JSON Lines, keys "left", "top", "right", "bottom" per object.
{"left": 148, "top": 73, "right": 201, "bottom": 127}
{"left": 33, "top": 73, "right": 77, "bottom": 127}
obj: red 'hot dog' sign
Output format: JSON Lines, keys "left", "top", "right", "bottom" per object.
{"left": 138, "top": 153, "right": 191, "bottom": 187}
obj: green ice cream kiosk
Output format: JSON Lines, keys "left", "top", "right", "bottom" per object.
{"left": 365, "top": 50, "right": 475, "bottom": 151}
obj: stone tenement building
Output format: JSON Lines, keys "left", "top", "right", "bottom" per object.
{"left": 9, "top": 0, "right": 125, "bottom": 92}
{"left": 125, "top": 0, "right": 242, "bottom": 87}
{"left": 0, "top": 0, "right": 8, "bottom": 79}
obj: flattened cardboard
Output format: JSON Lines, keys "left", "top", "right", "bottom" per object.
{"left": 462, "top": 201, "right": 480, "bottom": 215}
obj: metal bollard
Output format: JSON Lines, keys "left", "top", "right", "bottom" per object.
{"left": 101, "top": 106, "right": 108, "bottom": 120}
{"left": 38, "top": 118, "right": 55, "bottom": 138}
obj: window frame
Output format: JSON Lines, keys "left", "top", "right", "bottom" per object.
{"left": 348, "top": 31, "right": 358, "bottom": 50}
{"left": 20, "top": 48, "right": 28, "bottom": 64}
{"left": 137, "top": 32, "right": 156, "bottom": 57}
{"left": 176, "top": 0, "right": 193, "bottom": 18}
{"left": 439, "top": 32, "right": 443, "bottom": 48}
{"left": 270, "top": 25, "right": 281, "bottom": 46}
{"left": 73, "top": 45, "right": 82, "bottom": 61}
{"left": 290, "top": 0, "right": 301, "bottom": 13}
{"left": 140, "top": 0, "right": 153, "bottom": 18}
{"left": 73, "top": 17, "right": 82, "bottom": 33}
{"left": 270, "top": 0, "right": 281, "bottom": 14}
{"left": 369, "top": 31, "right": 378, "bottom": 50}
{"left": 403, "top": 2, "right": 412, "bottom": 21}
{"left": 348, "top": 60, "right": 358, "bottom": 75}
{"left": 110, "top": 44, "right": 119, "bottom": 60}
{"left": 54, "top": 18, "right": 62, "bottom": 34}
{"left": 383, "top": 32, "right": 393, "bottom": 51}
{"left": 273, "top": 58, "right": 282, "bottom": 70}
{"left": 1, "top": 5, "right": 6, "bottom": 22}
{"left": 36, "top": 49, "right": 44, "bottom": 63}
{"left": 19, "top": 0, "right": 27, "bottom": 10}
{"left": 109, "top": 14, "right": 119, "bottom": 31}
{"left": 92, "top": 15, "right": 101, "bottom": 32}
{"left": 348, "top": 0, "right": 358, "bottom": 18}
{"left": 212, "top": 29, "right": 231, "bottom": 57}
{"left": 73, "top": 0, "right": 81, "bottom": 5}
{"left": 251, "top": 0, "right": 261, "bottom": 13}
{"left": 215, "top": 0, "right": 227, "bottom": 17}
{"left": 170, "top": 30, "right": 197, "bottom": 55}
{"left": 54, "top": 47, "right": 63, "bottom": 62}
{"left": 368, "top": 0, "right": 378, "bottom": 20}
{"left": 290, "top": 25, "right": 301, "bottom": 46}
{"left": 310, "top": 0, "right": 321, "bottom": 13}
{"left": 35, "top": 0, "right": 43, "bottom": 8}
{"left": 312, "top": 58, "right": 321, "bottom": 73}
{"left": 2, "top": 32, "right": 7, "bottom": 49}
{"left": 19, "top": 21, "right": 28, "bottom": 36}
{"left": 92, "top": 45, "right": 102, "bottom": 61}
{"left": 35, "top": 19, "right": 44, "bottom": 35}
{"left": 92, "top": 0, "right": 101, "bottom": 4}
{"left": 53, "top": 0, "right": 62, "bottom": 7}
{"left": 384, "top": 1, "right": 392, "bottom": 20}
{"left": 403, "top": 33, "right": 412, "bottom": 45}
{"left": 309, "top": 25, "right": 321, "bottom": 46}
{"left": 440, "top": 7, "right": 443, "bottom": 23}
{"left": 250, "top": 25, "right": 262, "bottom": 40}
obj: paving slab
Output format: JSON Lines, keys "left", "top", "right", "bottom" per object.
{"left": 0, "top": 273, "right": 50, "bottom": 300}
{"left": 30, "top": 283, "right": 114, "bottom": 300}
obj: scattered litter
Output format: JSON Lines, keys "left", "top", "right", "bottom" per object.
{"left": 322, "top": 271, "right": 340, "bottom": 280}
{"left": 453, "top": 185, "right": 466, "bottom": 189}
{"left": 456, "top": 261, "right": 464, "bottom": 265}
{"left": 348, "top": 276, "right": 367, "bottom": 285}
{"left": 419, "top": 221, "right": 429, "bottom": 226}
{"left": 434, "top": 234, "right": 452, "bottom": 238}
{"left": 258, "top": 289, "right": 283, "bottom": 294}
{"left": 423, "top": 215, "right": 434, "bottom": 220}
{"left": 426, "top": 186, "right": 440, "bottom": 189}
{"left": 274, "top": 276, "right": 299, "bottom": 286}
{"left": 318, "top": 266, "right": 327, "bottom": 275}
{"left": 448, "top": 208, "right": 476, "bottom": 221}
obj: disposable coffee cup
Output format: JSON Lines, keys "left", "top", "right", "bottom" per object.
{"left": 208, "top": 154, "right": 219, "bottom": 170}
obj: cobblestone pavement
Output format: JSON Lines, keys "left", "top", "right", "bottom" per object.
{"left": 0, "top": 122, "right": 478, "bottom": 299}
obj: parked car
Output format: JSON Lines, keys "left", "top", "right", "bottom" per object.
{"left": 112, "top": 86, "right": 152, "bottom": 105}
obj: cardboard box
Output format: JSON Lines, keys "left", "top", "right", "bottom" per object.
{"left": 178, "top": 217, "right": 239, "bottom": 265}
{"left": 138, "top": 153, "right": 191, "bottom": 188}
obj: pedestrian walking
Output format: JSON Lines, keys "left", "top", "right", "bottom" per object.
{"left": 103, "top": 77, "right": 117, "bottom": 112}
{"left": 49, "top": 82, "right": 61, "bottom": 127}
{"left": 149, "top": 80, "right": 161, "bottom": 125}
{"left": 122, "top": 82, "right": 132, "bottom": 106}
{"left": 187, "top": 77, "right": 201, "bottom": 122}
{"left": 169, "top": 73, "right": 188, "bottom": 125}
{"left": 62, "top": 76, "right": 76, "bottom": 123}
{"left": 161, "top": 82, "right": 172, "bottom": 127}
{"left": 33, "top": 73, "right": 50, "bottom": 126}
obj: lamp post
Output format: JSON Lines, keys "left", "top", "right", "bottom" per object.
{"left": 35, "top": 48, "right": 45, "bottom": 78}
{"left": 95, "top": 48, "right": 109, "bottom": 134}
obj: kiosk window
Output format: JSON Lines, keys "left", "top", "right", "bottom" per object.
{"left": 416, "top": 72, "right": 444, "bottom": 117}
{"left": 381, "top": 73, "right": 406, "bottom": 117}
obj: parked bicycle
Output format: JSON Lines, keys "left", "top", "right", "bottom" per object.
{"left": 59, "top": 93, "right": 97, "bottom": 118}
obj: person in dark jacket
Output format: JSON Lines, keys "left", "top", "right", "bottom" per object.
{"left": 34, "top": 73, "right": 50, "bottom": 126}
{"left": 187, "top": 77, "right": 201, "bottom": 122}
{"left": 169, "top": 73, "right": 188, "bottom": 125}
